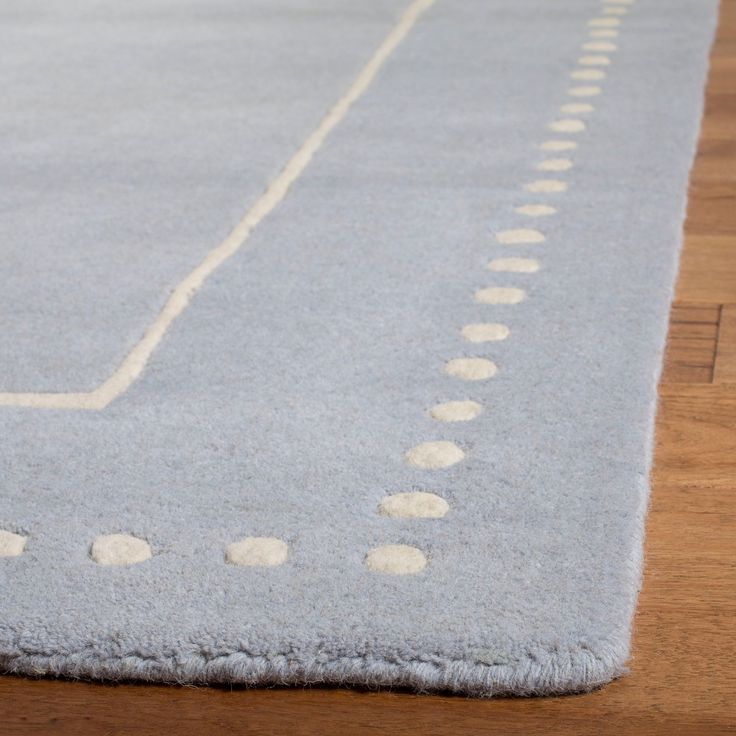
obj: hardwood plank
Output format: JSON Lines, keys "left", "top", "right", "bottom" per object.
{"left": 669, "top": 304, "right": 721, "bottom": 324}
{"left": 661, "top": 303, "right": 719, "bottom": 383}
{"left": 714, "top": 305, "right": 736, "bottom": 382}
{"left": 677, "top": 235, "right": 736, "bottom": 302}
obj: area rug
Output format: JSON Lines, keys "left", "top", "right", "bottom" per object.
{"left": 0, "top": 0, "right": 719, "bottom": 695}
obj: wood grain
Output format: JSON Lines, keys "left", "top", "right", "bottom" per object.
{"left": 661, "top": 304, "right": 720, "bottom": 383}
{"left": 715, "top": 306, "right": 736, "bottom": 382}
{"left": 2, "top": 2, "right": 736, "bottom": 733}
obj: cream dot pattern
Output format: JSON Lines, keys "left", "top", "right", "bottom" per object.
{"left": 495, "top": 228, "right": 545, "bottom": 244}
{"left": 91, "top": 534, "right": 152, "bottom": 566}
{"left": 364, "top": 544, "right": 427, "bottom": 574}
{"left": 405, "top": 440, "right": 465, "bottom": 469}
{"left": 445, "top": 357, "right": 497, "bottom": 381}
{"left": 379, "top": 492, "right": 450, "bottom": 518}
{"left": 487, "top": 257, "right": 540, "bottom": 273}
{"left": 383, "top": 0, "right": 631, "bottom": 577}
{"left": 475, "top": 286, "right": 526, "bottom": 305}
{"left": 429, "top": 400, "right": 483, "bottom": 422}
{"left": 226, "top": 537, "right": 288, "bottom": 567}
{"left": 381, "top": 0, "right": 634, "bottom": 589}
{"left": 461, "top": 322, "right": 510, "bottom": 342}
{"left": 515, "top": 204, "right": 557, "bottom": 216}
{"left": 0, "top": 530, "right": 26, "bottom": 557}
{"left": 537, "top": 157, "right": 573, "bottom": 171}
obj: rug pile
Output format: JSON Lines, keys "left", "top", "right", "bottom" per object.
{"left": 0, "top": 0, "right": 718, "bottom": 694}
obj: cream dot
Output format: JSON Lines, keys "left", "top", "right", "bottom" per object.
{"left": 0, "top": 530, "right": 26, "bottom": 557}
{"left": 583, "top": 41, "right": 617, "bottom": 52}
{"left": 487, "top": 257, "right": 540, "bottom": 273}
{"left": 560, "top": 103, "right": 593, "bottom": 115}
{"left": 540, "top": 140, "right": 577, "bottom": 151}
{"left": 445, "top": 357, "right": 497, "bottom": 381}
{"left": 495, "top": 228, "right": 545, "bottom": 244}
{"left": 461, "top": 322, "right": 509, "bottom": 342}
{"left": 226, "top": 536, "right": 288, "bottom": 567}
{"left": 578, "top": 55, "right": 611, "bottom": 66}
{"left": 604, "top": 6, "right": 628, "bottom": 14}
{"left": 365, "top": 544, "right": 427, "bottom": 574}
{"left": 524, "top": 179, "right": 567, "bottom": 193}
{"left": 568, "top": 85, "right": 602, "bottom": 97}
{"left": 548, "top": 119, "right": 585, "bottom": 133}
{"left": 588, "top": 17, "right": 621, "bottom": 27}
{"left": 405, "top": 440, "right": 465, "bottom": 469}
{"left": 475, "top": 286, "right": 526, "bottom": 304}
{"left": 571, "top": 68, "right": 606, "bottom": 80}
{"left": 589, "top": 28, "right": 619, "bottom": 38}
{"left": 429, "top": 400, "right": 483, "bottom": 422}
{"left": 91, "top": 534, "right": 152, "bottom": 566}
{"left": 515, "top": 204, "right": 557, "bottom": 216}
{"left": 379, "top": 492, "right": 450, "bottom": 518}
{"left": 537, "top": 157, "right": 573, "bottom": 172}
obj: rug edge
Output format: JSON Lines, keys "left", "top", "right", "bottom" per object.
{"left": 0, "top": 638, "right": 629, "bottom": 697}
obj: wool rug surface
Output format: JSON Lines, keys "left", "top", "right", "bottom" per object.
{"left": 0, "top": 0, "right": 719, "bottom": 695}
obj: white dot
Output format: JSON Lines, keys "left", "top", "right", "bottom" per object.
{"left": 379, "top": 492, "right": 450, "bottom": 518}
{"left": 226, "top": 536, "right": 288, "bottom": 567}
{"left": 548, "top": 118, "right": 585, "bottom": 133}
{"left": 568, "top": 85, "right": 602, "bottom": 97}
{"left": 429, "top": 400, "right": 483, "bottom": 422}
{"left": 583, "top": 41, "right": 617, "bottom": 52}
{"left": 495, "top": 228, "right": 545, "bottom": 244}
{"left": 445, "top": 357, "right": 497, "bottom": 381}
{"left": 537, "top": 157, "right": 573, "bottom": 171}
{"left": 540, "top": 140, "right": 577, "bottom": 151}
{"left": 475, "top": 286, "right": 526, "bottom": 304}
{"left": 604, "top": 6, "right": 628, "bottom": 14}
{"left": 0, "top": 530, "right": 26, "bottom": 557}
{"left": 588, "top": 17, "right": 621, "bottom": 27}
{"left": 405, "top": 440, "right": 465, "bottom": 469}
{"left": 515, "top": 204, "right": 557, "bottom": 216}
{"left": 571, "top": 68, "right": 606, "bottom": 80}
{"left": 589, "top": 28, "right": 619, "bottom": 38}
{"left": 365, "top": 544, "right": 427, "bottom": 574}
{"left": 524, "top": 179, "right": 567, "bottom": 193}
{"left": 91, "top": 534, "right": 152, "bottom": 566}
{"left": 579, "top": 55, "right": 611, "bottom": 66}
{"left": 461, "top": 322, "right": 510, "bottom": 342}
{"left": 487, "top": 257, "right": 540, "bottom": 273}
{"left": 560, "top": 103, "right": 593, "bottom": 115}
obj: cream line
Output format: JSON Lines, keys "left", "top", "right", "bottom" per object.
{"left": 0, "top": 0, "right": 435, "bottom": 411}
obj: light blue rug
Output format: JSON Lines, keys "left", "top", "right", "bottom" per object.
{"left": 0, "top": 0, "right": 718, "bottom": 695}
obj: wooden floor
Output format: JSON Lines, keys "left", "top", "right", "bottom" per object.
{"left": 2, "top": 3, "right": 736, "bottom": 734}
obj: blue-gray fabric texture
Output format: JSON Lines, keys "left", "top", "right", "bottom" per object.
{"left": 0, "top": 0, "right": 718, "bottom": 694}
